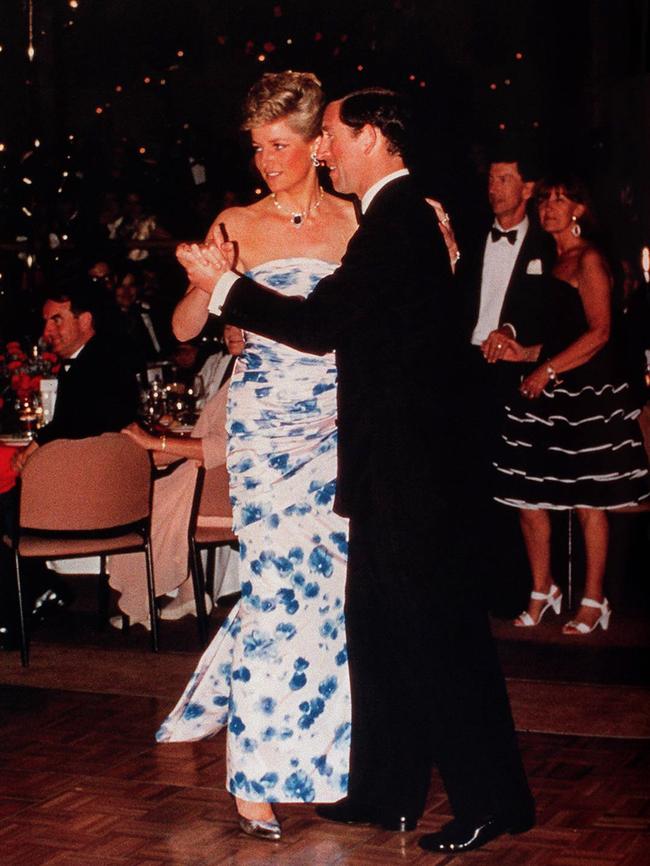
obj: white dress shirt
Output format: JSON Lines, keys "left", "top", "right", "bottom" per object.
{"left": 470, "top": 215, "right": 529, "bottom": 345}
{"left": 360, "top": 168, "right": 410, "bottom": 214}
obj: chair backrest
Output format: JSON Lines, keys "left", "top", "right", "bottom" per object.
{"left": 19, "top": 432, "right": 153, "bottom": 532}
{"left": 197, "top": 463, "right": 233, "bottom": 519}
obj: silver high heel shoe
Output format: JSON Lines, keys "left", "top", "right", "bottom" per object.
{"left": 238, "top": 816, "right": 282, "bottom": 841}
{"left": 563, "top": 597, "right": 611, "bottom": 635}
{"left": 514, "top": 584, "right": 562, "bottom": 627}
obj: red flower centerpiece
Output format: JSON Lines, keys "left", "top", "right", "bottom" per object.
{"left": 0, "top": 340, "right": 60, "bottom": 414}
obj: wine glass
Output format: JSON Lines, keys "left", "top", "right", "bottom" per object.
{"left": 189, "top": 374, "right": 206, "bottom": 417}
{"left": 16, "top": 392, "right": 42, "bottom": 438}
{"left": 138, "top": 380, "right": 166, "bottom": 430}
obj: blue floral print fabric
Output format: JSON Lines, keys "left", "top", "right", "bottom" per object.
{"left": 156, "top": 259, "right": 351, "bottom": 803}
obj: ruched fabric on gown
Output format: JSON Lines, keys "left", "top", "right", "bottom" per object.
{"left": 157, "top": 259, "right": 351, "bottom": 804}
{"left": 494, "top": 278, "right": 650, "bottom": 509}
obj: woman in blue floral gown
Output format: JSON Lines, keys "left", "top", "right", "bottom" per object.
{"left": 158, "top": 71, "right": 358, "bottom": 840}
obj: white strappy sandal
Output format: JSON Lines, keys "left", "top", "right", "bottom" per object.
{"left": 514, "top": 584, "right": 562, "bottom": 627}
{"left": 562, "top": 597, "right": 611, "bottom": 635}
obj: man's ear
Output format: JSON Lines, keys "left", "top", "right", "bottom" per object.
{"left": 78, "top": 310, "right": 94, "bottom": 334}
{"left": 522, "top": 180, "right": 535, "bottom": 202}
{"left": 357, "top": 123, "right": 378, "bottom": 155}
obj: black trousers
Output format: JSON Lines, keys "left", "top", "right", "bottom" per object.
{"left": 464, "top": 348, "right": 532, "bottom": 616}
{"left": 343, "top": 508, "right": 533, "bottom": 822}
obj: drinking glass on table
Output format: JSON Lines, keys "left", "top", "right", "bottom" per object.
{"left": 139, "top": 380, "right": 167, "bottom": 430}
{"left": 15, "top": 393, "right": 42, "bottom": 438}
{"left": 189, "top": 373, "right": 206, "bottom": 414}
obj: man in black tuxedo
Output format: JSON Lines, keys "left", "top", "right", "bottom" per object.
{"left": 456, "top": 155, "right": 558, "bottom": 615}
{"left": 458, "top": 154, "right": 556, "bottom": 444}
{"left": 14, "top": 283, "right": 139, "bottom": 461}
{"left": 4, "top": 282, "right": 139, "bottom": 633}
{"left": 176, "top": 90, "right": 534, "bottom": 854}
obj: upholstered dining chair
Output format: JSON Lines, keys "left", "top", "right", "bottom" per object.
{"left": 4, "top": 432, "right": 157, "bottom": 665}
{"left": 187, "top": 463, "right": 238, "bottom": 646}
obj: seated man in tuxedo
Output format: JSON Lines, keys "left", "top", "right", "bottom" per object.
{"left": 15, "top": 281, "right": 139, "bottom": 460}
{"left": 1, "top": 280, "right": 140, "bottom": 639}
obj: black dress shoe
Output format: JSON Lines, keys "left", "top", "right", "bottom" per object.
{"left": 316, "top": 799, "right": 376, "bottom": 825}
{"left": 418, "top": 813, "right": 534, "bottom": 854}
{"left": 316, "top": 800, "right": 417, "bottom": 832}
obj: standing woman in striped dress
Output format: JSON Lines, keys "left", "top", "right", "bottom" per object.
{"left": 486, "top": 174, "right": 649, "bottom": 634}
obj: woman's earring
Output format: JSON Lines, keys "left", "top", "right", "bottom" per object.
{"left": 310, "top": 152, "right": 320, "bottom": 168}
{"left": 571, "top": 215, "right": 581, "bottom": 238}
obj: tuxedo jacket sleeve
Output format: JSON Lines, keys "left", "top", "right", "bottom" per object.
{"left": 36, "top": 335, "right": 140, "bottom": 446}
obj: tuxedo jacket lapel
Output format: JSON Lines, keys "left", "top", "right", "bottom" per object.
{"left": 503, "top": 225, "right": 536, "bottom": 301}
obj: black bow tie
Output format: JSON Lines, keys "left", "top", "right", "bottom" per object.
{"left": 491, "top": 227, "right": 517, "bottom": 245}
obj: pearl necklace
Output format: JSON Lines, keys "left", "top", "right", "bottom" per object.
{"left": 271, "top": 186, "right": 324, "bottom": 228}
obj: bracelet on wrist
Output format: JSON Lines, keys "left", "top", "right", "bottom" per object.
{"left": 545, "top": 364, "right": 562, "bottom": 385}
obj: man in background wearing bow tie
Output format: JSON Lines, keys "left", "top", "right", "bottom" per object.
{"left": 468, "top": 155, "right": 555, "bottom": 352}
{"left": 456, "top": 151, "right": 556, "bottom": 616}
{"left": 4, "top": 279, "right": 139, "bottom": 634}
{"left": 13, "top": 280, "right": 139, "bottom": 472}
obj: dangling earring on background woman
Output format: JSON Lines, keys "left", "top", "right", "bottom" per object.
{"left": 571, "top": 215, "right": 581, "bottom": 237}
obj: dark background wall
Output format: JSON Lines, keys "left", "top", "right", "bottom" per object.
{"left": 0, "top": 1, "right": 648, "bottom": 284}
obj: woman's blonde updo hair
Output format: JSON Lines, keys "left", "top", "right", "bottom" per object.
{"left": 241, "top": 71, "right": 324, "bottom": 141}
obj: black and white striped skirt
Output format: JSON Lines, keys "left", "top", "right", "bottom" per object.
{"left": 493, "top": 377, "right": 650, "bottom": 510}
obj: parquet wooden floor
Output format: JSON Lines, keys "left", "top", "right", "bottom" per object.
{"left": 1, "top": 684, "right": 649, "bottom": 866}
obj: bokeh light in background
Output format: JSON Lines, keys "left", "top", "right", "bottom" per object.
{"left": 0, "top": 0, "right": 647, "bottom": 327}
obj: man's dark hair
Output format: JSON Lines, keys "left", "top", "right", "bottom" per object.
{"left": 339, "top": 88, "right": 412, "bottom": 157}
{"left": 488, "top": 141, "right": 542, "bottom": 183}
{"left": 43, "top": 277, "right": 103, "bottom": 325}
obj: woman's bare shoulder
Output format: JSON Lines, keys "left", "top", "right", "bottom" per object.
{"left": 205, "top": 202, "right": 267, "bottom": 242}
{"left": 575, "top": 245, "right": 612, "bottom": 296}
{"left": 577, "top": 245, "right": 611, "bottom": 280}
{"left": 577, "top": 244, "right": 607, "bottom": 268}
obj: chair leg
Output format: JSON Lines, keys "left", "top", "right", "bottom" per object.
{"left": 189, "top": 540, "right": 209, "bottom": 647}
{"left": 97, "top": 554, "right": 110, "bottom": 628}
{"left": 143, "top": 540, "right": 159, "bottom": 652}
{"left": 14, "top": 551, "right": 29, "bottom": 667}
{"left": 205, "top": 547, "right": 216, "bottom": 600}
